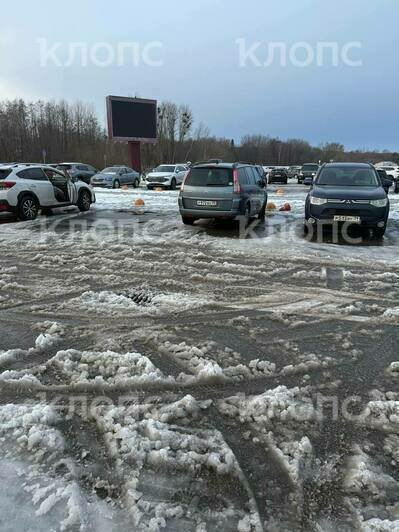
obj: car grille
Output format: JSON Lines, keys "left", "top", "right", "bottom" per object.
{"left": 326, "top": 199, "right": 370, "bottom": 204}
{"left": 147, "top": 177, "right": 168, "bottom": 183}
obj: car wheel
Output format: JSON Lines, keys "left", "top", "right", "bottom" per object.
{"left": 170, "top": 178, "right": 177, "bottom": 190}
{"left": 77, "top": 190, "right": 91, "bottom": 212}
{"left": 182, "top": 216, "right": 195, "bottom": 225}
{"left": 373, "top": 227, "right": 386, "bottom": 239}
{"left": 18, "top": 196, "right": 39, "bottom": 221}
{"left": 133, "top": 179, "right": 139, "bottom": 188}
{"left": 113, "top": 180, "right": 120, "bottom": 189}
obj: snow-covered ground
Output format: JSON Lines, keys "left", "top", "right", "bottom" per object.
{"left": 0, "top": 183, "right": 397, "bottom": 530}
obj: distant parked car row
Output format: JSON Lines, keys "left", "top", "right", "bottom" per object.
{"left": 91, "top": 166, "right": 140, "bottom": 188}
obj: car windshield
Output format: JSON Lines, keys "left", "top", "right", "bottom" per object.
{"left": 154, "top": 165, "right": 175, "bottom": 173}
{"left": 185, "top": 167, "right": 233, "bottom": 186}
{"left": 302, "top": 164, "right": 319, "bottom": 171}
{"left": 101, "top": 167, "right": 119, "bottom": 174}
{"left": 317, "top": 167, "right": 379, "bottom": 186}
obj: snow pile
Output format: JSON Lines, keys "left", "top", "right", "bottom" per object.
{"left": 159, "top": 340, "right": 277, "bottom": 383}
{"left": 91, "top": 403, "right": 243, "bottom": 529}
{"left": 48, "top": 349, "right": 171, "bottom": 386}
{"left": 145, "top": 395, "right": 212, "bottom": 425}
{"left": 66, "top": 289, "right": 212, "bottom": 316}
{"left": 217, "top": 387, "right": 318, "bottom": 486}
{"left": 280, "top": 352, "right": 336, "bottom": 376}
{"left": 360, "top": 400, "right": 399, "bottom": 431}
{"left": 0, "top": 403, "right": 63, "bottom": 457}
{"left": 0, "top": 403, "right": 125, "bottom": 530}
{"left": 382, "top": 307, "right": 399, "bottom": 321}
{"left": 159, "top": 341, "right": 227, "bottom": 383}
{"left": 343, "top": 446, "right": 399, "bottom": 529}
{"left": 386, "top": 362, "right": 399, "bottom": 379}
{"left": 0, "top": 321, "right": 63, "bottom": 372}
{"left": 218, "top": 386, "right": 319, "bottom": 426}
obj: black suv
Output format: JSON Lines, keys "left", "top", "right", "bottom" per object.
{"left": 178, "top": 161, "right": 267, "bottom": 226}
{"left": 268, "top": 168, "right": 288, "bottom": 184}
{"left": 299, "top": 163, "right": 319, "bottom": 184}
{"left": 305, "top": 163, "right": 391, "bottom": 238}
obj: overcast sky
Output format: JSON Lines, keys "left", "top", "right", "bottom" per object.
{"left": 1, "top": 0, "right": 398, "bottom": 150}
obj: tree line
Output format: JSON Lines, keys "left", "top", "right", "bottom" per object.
{"left": 0, "top": 98, "right": 397, "bottom": 172}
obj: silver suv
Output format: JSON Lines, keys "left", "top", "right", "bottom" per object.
{"left": 56, "top": 162, "right": 97, "bottom": 184}
{"left": 0, "top": 164, "right": 96, "bottom": 221}
{"left": 178, "top": 162, "right": 267, "bottom": 226}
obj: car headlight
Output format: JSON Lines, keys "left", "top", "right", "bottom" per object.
{"left": 310, "top": 196, "right": 327, "bottom": 205}
{"left": 370, "top": 198, "right": 388, "bottom": 207}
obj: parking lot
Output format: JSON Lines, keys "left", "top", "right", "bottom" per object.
{"left": 0, "top": 182, "right": 397, "bottom": 530}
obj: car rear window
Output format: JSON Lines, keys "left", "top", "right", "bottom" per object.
{"left": 302, "top": 164, "right": 319, "bottom": 171}
{"left": 57, "top": 164, "right": 72, "bottom": 170}
{"left": 185, "top": 167, "right": 233, "bottom": 187}
{"left": 0, "top": 169, "right": 12, "bottom": 180}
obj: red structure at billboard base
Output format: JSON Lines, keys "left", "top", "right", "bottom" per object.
{"left": 106, "top": 95, "right": 157, "bottom": 173}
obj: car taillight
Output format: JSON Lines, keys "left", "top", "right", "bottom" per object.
{"left": 0, "top": 182, "right": 16, "bottom": 189}
{"left": 180, "top": 171, "right": 191, "bottom": 193}
{"left": 233, "top": 169, "right": 240, "bottom": 193}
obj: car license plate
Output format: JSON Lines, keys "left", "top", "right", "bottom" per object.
{"left": 196, "top": 200, "right": 217, "bottom": 207}
{"left": 333, "top": 215, "right": 360, "bottom": 222}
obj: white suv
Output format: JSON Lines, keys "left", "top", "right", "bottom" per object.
{"left": 145, "top": 164, "right": 188, "bottom": 190}
{"left": 0, "top": 164, "right": 96, "bottom": 221}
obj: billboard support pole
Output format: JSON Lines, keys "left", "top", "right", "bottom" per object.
{"left": 128, "top": 141, "right": 141, "bottom": 174}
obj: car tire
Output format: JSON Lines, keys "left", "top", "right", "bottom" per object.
{"left": 77, "top": 190, "right": 91, "bottom": 212}
{"left": 373, "top": 227, "right": 386, "bottom": 239}
{"left": 113, "top": 180, "right": 120, "bottom": 189}
{"left": 170, "top": 178, "right": 177, "bottom": 190}
{"left": 182, "top": 216, "right": 195, "bottom": 225}
{"left": 133, "top": 179, "right": 139, "bottom": 188}
{"left": 18, "top": 195, "right": 39, "bottom": 221}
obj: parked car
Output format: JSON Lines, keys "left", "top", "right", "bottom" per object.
{"left": 91, "top": 166, "right": 140, "bottom": 188}
{"left": 288, "top": 166, "right": 302, "bottom": 179}
{"left": 305, "top": 163, "right": 390, "bottom": 238}
{"left": 146, "top": 164, "right": 188, "bottom": 190}
{"left": 376, "top": 169, "right": 394, "bottom": 190}
{"left": 375, "top": 165, "right": 399, "bottom": 193}
{"left": 0, "top": 164, "right": 95, "bottom": 221}
{"left": 178, "top": 162, "right": 267, "bottom": 226}
{"left": 298, "top": 163, "right": 319, "bottom": 184}
{"left": 268, "top": 168, "right": 288, "bottom": 184}
{"left": 56, "top": 162, "right": 97, "bottom": 184}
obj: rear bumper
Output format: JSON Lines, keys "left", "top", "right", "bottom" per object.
{"left": 0, "top": 200, "right": 13, "bottom": 213}
{"left": 179, "top": 207, "right": 239, "bottom": 219}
